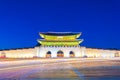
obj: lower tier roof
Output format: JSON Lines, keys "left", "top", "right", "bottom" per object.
{"left": 37, "top": 40, "right": 83, "bottom": 46}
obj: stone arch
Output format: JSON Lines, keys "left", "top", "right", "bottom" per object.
{"left": 114, "top": 52, "right": 119, "bottom": 57}
{"left": 46, "top": 51, "right": 51, "bottom": 58}
{"left": 1, "top": 52, "right": 6, "bottom": 58}
{"left": 69, "top": 51, "right": 75, "bottom": 57}
{"left": 57, "top": 50, "right": 64, "bottom": 57}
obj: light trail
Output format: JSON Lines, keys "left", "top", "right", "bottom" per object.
{"left": 0, "top": 59, "right": 108, "bottom": 71}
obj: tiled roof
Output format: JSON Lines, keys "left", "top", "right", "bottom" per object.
{"left": 40, "top": 32, "right": 80, "bottom": 36}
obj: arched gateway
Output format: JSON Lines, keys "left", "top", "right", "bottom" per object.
{"left": 57, "top": 50, "right": 64, "bottom": 57}
{"left": 69, "top": 51, "right": 75, "bottom": 57}
{"left": 37, "top": 32, "right": 83, "bottom": 58}
{"left": 46, "top": 51, "right": 51, "bottom": 58}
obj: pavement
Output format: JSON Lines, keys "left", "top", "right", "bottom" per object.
{"left": 0, "top": 58, "right": 120, "bottom": 80}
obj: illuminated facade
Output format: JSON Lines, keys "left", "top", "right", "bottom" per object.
{"left": 37, "top": 32, "right": 85, "bottom": 58}
{"left": 0, "top": 32, "right": 120, "bottom": 58}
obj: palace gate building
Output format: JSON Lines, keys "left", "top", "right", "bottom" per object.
{"left": 37, "top": 32, "right": 85, "bottom": 58}
{"left": 0, "top": 32, "right": 120, "bottom": 58}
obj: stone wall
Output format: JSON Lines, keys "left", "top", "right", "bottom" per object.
{"left": 0, "top": 48, "right": 36, "bottom": 58}
{"left": 38, "top": 46, "right": 86, "bottom": 58}
{"left": 0, "top": 46, "right": 120, "bottom": 58}
{"left": 86, "top": 48, "right": 120, "bottom": 58}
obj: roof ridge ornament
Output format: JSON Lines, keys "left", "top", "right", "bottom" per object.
{"left": 48, "top": 32, "right": 72, "bottom": 33}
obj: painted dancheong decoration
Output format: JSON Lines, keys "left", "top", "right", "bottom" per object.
{"left": 37, "top": 32, "right": 84, "bottom": 58}
{"left": 0, "top": 32, "right": 120, "bottom": 58}
{"left": 38, "top": 32, "right": 83, "bottom": 46}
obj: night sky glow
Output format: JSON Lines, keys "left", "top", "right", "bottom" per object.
{"left": 0, "top": 0, "right": 120, "bottom": 49}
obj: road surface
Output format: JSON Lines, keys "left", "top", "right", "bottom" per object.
{"left": 0, "top": 58, "right": 120, "bottom": 80}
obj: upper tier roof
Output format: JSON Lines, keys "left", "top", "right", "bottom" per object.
{"left": 40, "top": 32, "right": 81, "bottom": 36}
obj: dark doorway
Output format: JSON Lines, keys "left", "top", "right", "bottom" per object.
{"left": 115, "top": 52, "right": 119, "bottom": 57}
{"left": 1, "top": 52, "right": 6, "bottom": 58}
{"left": 57, "top": 50, "right": 64, "bottom": 57}
{"left": 69, "top": 51, "right": 75, "bottom": 57}
{"left": 46, "top": 51, "right": 51, "bottom": 58}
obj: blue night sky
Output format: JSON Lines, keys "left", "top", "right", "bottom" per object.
{"left": 0, "top": 0, "right": 120, "bottom": 49}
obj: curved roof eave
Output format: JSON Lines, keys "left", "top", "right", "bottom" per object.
{"left": 39, "top": 32, "right": 81, "bottom": 37}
